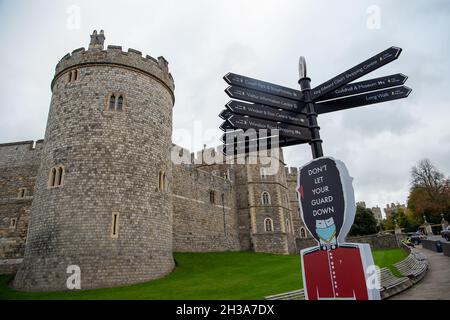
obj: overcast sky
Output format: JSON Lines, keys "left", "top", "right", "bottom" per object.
{"left": 1, "top": 0, "right": 449, "bottom": 214}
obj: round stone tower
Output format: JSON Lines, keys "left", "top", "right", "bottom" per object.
{"left": 14, "top": 30, "right": 175, "bottom": 291}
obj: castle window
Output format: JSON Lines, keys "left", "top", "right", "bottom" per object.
{"left": 209, "top": 190, "right": 216, "bottom": 204}
{"left": 264, "top": 218, "right": 273, "bottom": 232}
{"left": 261, "top": 191, "right": 271, "bottom": 205}
{"left": 300, "top": 227, "right": 307, "bottom": 238}
{"left": 48, "top": 165, "right": 64, "bottom": 188}
{"left": 67, "top": 69, "right": 78, "bottom": 83}
{"left": 117, "top": 95, "right": 123, "bottom": 112}
{"left": 109, "top": 95, "right": 116, "bottom": 111}
{"left": 107, "top": 93, "right": 125, "bottom": 112}
{"left": 111, "top": 212, "right": 119, "bottom": 239}
{"left": 10, "top": 218, "right": 17, "bottom": 230}
{"left": 17, "top": 188, "right": 27, "bottom": 198}
{"left": 158, "top": 170, "right": 167, "bottom": 192}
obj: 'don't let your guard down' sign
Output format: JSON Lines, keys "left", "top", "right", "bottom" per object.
{"left": 297, "top": 157, "right": 380, "bottom": 300}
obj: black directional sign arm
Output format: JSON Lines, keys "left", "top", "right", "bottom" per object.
{"left": 225, "top": 86, "right": 305, "bottom": 113}
{"left": 225, "top": 100, "right": 309, "bottom": 127}
{"left": 315, "top": 73, "right": 408, "bottom": 102}
{"left": 311, "top": 47, "right": 402, "bottom": 100}
{"left": 224, "top": 72, "right": 304, "bottom": 100}
{"left": 227, "top": 115, "right": 311, "bottom": 140}
{"left": 315, "top": 86, "right": 412, "bottom": 114}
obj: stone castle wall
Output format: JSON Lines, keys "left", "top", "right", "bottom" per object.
{"left": 0, "top": 32, "right": 316, "bottom": 291}
{"left": 0, "top": 141, "right": 43, "bottom": 259}
{"left": 172, "top": 163, "right": 240, "bottom": 252}
{"left": 13, "top": 41, "right": 176, "bottom": 291}
{"left": 234, "top": 153, "right": 297, "bottom": 254}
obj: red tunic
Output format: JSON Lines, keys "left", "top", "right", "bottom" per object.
{"left": 301, "top": 244, "right": 369, "bottom": 300}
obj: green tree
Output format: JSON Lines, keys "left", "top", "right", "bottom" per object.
{"left": 349, "top": 206, "right": 379, "bottom": 236}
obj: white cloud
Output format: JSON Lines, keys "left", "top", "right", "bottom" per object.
{"left": 0, "top": 0, "right": 449, "bottom": 210}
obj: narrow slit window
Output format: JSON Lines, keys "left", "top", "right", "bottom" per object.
{"left": 158, "top": 171, "right": 164, "bottom": 191}
{"left": 73, "top": 70, "right": 78, "bottom": 81}
{"left": 109, "top": 95, "right": 116, "bottom": 111}
{"left": 117, "top": 95, "right": 123, "bottom": 112}
{"left": 300, "top": 228, "right": 306, "bottom": 238}
{"left": 49, "top": 167, "right": 56, "bottom": 187}
{"left": 68, "top": 72, "right": 72, "bottom": 83}
{"left": 209, "top": 190, "right": 215, "bottom": 204}
{"left": 18, "top": 188, "right": 26, "bottom": 198}
{"left": 57, "top": 166, "right": 64, "bottom": 186}
{"left": 10, "top": 218, "right": 17, "bottom": 229}
{"left": 111, "top": 212, "right": 119, "bottom": 238}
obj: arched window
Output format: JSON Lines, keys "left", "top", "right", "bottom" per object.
{"left": 109, "top": 94, "right": 116, "bottom": 111}
{"left": 48, "top": 165, "right": 64, "bottom": 188}
{"left": 117, "top": 95, "right": 123, "bottom": 112}
{"left": 49, "top": 167, "right": 56, "bottom": 187}
{"left": 261, "top": 191, "right": 271, "bottom": 205}
{"left": 57, "top": 166, "right": 64, "bottom": 186}
{"left": 264, "top": 218, "right": 273, "bottom": 232}
{"left": 300, "top": 227, "right": 306, "bottom": 238}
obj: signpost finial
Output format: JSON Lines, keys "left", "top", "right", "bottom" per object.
{"left": 299, "top": 56, "right": 307, "bottom": 78}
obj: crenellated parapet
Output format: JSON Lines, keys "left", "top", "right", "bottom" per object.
{"left": 51, "top": 33, "right": 174, "bottom": 100}
{"left": 285, "top": 167, "right": 298, "bottom": 179}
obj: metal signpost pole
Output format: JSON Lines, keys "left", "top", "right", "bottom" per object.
{"left": 298, "top": 56, "right": 323, "bottom": 159}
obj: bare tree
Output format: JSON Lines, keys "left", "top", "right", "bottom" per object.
{"left": 410, "top": 159, "right": 449, "bottom": 200}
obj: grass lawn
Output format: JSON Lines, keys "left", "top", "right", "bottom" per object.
{"left": 0, "top": 248, "right": 407, "bottom": 300}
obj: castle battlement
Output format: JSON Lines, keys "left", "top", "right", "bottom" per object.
{"left": 51, "top": 31, "right": 174, "bottom": 96}
{"left": 0, "top": 140, "right": 44, "bottom": 168}
{"left": 285, "top": 166, "right": 298, "bottom": 178}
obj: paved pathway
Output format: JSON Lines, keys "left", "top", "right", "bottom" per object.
{"left": 391, "top": 244, "right": 450, "bottom": 300}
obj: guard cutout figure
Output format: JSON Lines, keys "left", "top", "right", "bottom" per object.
{"left": 298, "top": 157, "right": 380, "bottom": 300}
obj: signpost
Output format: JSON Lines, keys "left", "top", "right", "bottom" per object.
{"left": 310, "top": 46, "right": 402, "bottom": 100}
{"left": 218, "top": 46, "right": 412, "bottom": 300}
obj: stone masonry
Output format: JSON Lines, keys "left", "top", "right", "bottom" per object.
{"left": 0, "top": 31, "right": 312, "bottom": 291}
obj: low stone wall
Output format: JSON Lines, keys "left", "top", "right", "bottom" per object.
{"left": 295, "top": 233, "right": 402, "bottom": 252}
{"left": 441, "top": 242, "right": 450, "bottom": 257}
{"left": 0, "top": 258, "right": 23, "bottom": 275}
{"left": 422, "top": 239, "right": 443, "bottom": 252}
